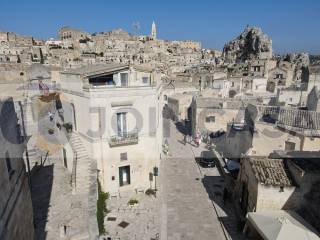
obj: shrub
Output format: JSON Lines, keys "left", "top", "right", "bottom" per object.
{"left": 127, "top": 198, "right": 139, "bottom": 206}
{"left": 145, "top": 188, "right": 156, "bottom": 197}
{"left": 97, "top": 180, "right": 109, "bottom": 235}
{"left": 63, "top": 123, "right": 73, "bottom": 133}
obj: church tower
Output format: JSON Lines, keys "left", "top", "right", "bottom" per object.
{"left": 151, "top": 21, "right": 157, "bottom": 40}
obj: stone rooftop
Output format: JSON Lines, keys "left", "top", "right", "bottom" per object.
{"left": 270, "top": 150, "right": 320, "bottom": 174}
{"left": 195, "top": 97, "right": 257, "bottom": 109}
{"left": 277, "top": 108, "right": 320, "bottom": 130}
{"left": 249, "top": 158, "right": 293, "bottom": 187}
{"left": 62, "top": 63, "right": 129, "bottom": 76}
{"left": 255, "top": 105, "right": 320, "bottom": 135}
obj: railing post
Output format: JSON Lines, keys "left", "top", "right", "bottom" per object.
{"left": 72, "top": 152, "right": 77, "bottom": 194}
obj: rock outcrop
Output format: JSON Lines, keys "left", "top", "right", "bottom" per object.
{"left": 284, "top": 53, "right": 310, "bottom": 68}
{"left": 223, "top": 26, "right": 272, "bottom": 63}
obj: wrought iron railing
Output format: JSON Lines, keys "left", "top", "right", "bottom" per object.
{"left": 109, "top": 130, "right": 138, "bottom": 147}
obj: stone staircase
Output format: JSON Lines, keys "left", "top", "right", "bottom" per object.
{"left": 69, "top": 132, "right": 92, "bottom": 195}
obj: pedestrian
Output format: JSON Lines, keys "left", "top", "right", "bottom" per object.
{"left": 48, "top": 111, "right": 54, "bottom": 121}
{"left": 194, "top": 135, "right": 199, "bottom": 147}
{"left": 195, "top": 130, "right": 201, "bottom": 147}
{"left": 183, "top": 134, "right": 187, "bottom": 145}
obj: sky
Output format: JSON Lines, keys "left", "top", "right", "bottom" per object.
{"left": 1, "top": 0, "right": 320, "bottom": 54}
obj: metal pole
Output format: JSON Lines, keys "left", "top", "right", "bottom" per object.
{"left": 155, "top": 175, "right": 157, "bottom": 198}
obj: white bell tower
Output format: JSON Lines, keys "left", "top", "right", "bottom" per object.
{"left": 151, "top": 21, "right": 157, "bottom": 40}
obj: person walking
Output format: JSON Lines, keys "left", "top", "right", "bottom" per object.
{"left": 194, "top": 133, "right": 200, "bottom": 147}
{"left": 183, "top": 134, "right": 187, "bottom": 145}
{"left": 48, "top": 111, "right": 54, "bottom": 121}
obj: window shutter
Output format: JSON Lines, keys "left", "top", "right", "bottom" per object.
{"left": 127, "top": 166, "right": 131, "bottom": 184}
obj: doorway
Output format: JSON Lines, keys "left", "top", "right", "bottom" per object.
{"left": 119, "top": 165, "right": 130, "bottom": 187}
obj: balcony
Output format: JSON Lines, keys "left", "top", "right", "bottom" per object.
{"left": 109, "top": 131, "right": 138, "bottom": 147}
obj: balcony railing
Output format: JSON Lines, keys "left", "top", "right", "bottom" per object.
{"left": 109, "top": 130, "right": 138, "bottom": 147}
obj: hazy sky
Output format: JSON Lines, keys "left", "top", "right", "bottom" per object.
{"left": 1, "top": 0, "right": 320, "bottom": 54}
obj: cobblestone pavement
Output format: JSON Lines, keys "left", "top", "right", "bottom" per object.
{"left": 160, "top": 119, "right": 226, "bottom": 240}
{"left": 104, "top": 193, "right": 161, "bottom": 240}
{"left": 191, "top": 144, "right": 246, "bottom": 240}
{"left": 102, "top": 119, "right": 245, "bottom": 240}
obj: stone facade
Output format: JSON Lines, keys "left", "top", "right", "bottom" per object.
{"left": 0, "top": 97, "right": 34, "bottom": 240}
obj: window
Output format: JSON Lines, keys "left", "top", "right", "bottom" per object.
{"left": 206, "top": 116, "right": 215, "bottom": 123}
{"left": 285, "top": 141, "right": 295, "bottom": 151}
{"left": 142, "top": 77, "right": 149, "bottom": 84}
{"left": 253, "top": 66, "right": 261, "bottom": 72}
{"left": 89, "top": 74, "right": 114, "bottom": 86}
{"left": 120, "top": 73, "right": 128, "bottom": 87}
{"left": 231, "top": 82, "right": 235, "bottom": 87}
{"left": 120, "top": 152, "right": 127, "bottom": 161}
{"left": 117, "top": 112, "right": 127, "bottom": 136}
{"left": 119, "top": 165, "right": 130, "bottom": 186}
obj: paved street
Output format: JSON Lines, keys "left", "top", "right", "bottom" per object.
{"left": 160, "top": 119, "right": 226, "bottom": 240}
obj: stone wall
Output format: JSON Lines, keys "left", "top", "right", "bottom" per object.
{"left": 0, "top": 97, "right": 34, "bottom": 240}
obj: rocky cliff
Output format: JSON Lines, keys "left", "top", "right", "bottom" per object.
{"left": 223, "top": 26, "right": 272, "bottom": 63}
{"left": 284, "top": 52, "right": 310, "bottom": 68}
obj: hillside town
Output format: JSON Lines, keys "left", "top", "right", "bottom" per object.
{"left": 1, "top": 19, "right": 320, "bottom": 240}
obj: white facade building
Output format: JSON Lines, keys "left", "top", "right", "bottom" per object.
{"left": 60, "top": 64, "right": 163, "bottom": 195}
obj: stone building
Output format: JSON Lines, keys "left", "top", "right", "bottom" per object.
{"left": 0, "top": 97, "right": 34, "bottom": 240}
{"left": 167, "top": 93, "right": 194, "bottom": 121}
{"left": 271, "top": 151, "right": 320, "bottom": 232}
{"left": 307, "top": 86, "right": 320, "bottom": 112}
{"left": 190, "top": 97, "right": 248, "bottom": 135}
{"left": 60, "top": 64, "right": 163, "bottom": 195}
{"left": 246, "top": 105, "right": 320, "bottom": 157}
{"left": 235, "top": 157, "right": 294, "bottom": 215}
{"left": 236, "top": 151, "right": 320, "bottom": 233}
{"left": 267, "top": 66, "right": 292, "bottom": 92}
{"left": 58, "top": 26, "right": 90, "bottom": 48}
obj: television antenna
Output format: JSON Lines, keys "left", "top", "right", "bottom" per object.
{"left": 132, "top": 21, "right": 140, "bottom": 35}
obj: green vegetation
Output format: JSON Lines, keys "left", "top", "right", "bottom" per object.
{"left": 63, "top": 122, "right": 73, "bottom": 133}
{"left": 145, "top": 188, "right": 156, "bottom": 197}
{"left": 127, "top": 198, "right": 139, "bottom": 206}
{"left": 97, "top": 180, "right": 109, "bottom": 235}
